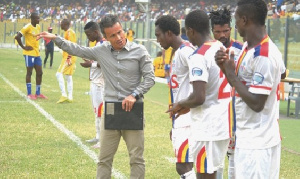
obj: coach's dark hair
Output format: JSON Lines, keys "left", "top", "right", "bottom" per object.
{"left": 84, "top": 21, "right": 100, "bottom": 31}
{"left": 185, "top": 10, "right": 210, "bottom": 35}
{"left": 155, "top": 15, "right": 180, "bottom": 36}
{"left": 210, "top": 8, "right": 232, "bottom": 28}
{"left": 99, "top": 14, "right": 121, "bottom": 37}
{"left": 236, "top": 0, "right": 267, "bottom": 25}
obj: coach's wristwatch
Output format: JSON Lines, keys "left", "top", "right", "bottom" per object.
{"left": 131, "top": 92, "right": 142, "bottom": 100}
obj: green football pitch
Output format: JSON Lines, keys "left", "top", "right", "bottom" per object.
{"left": 0, "top": 48, "right": 299, "bottom": 178}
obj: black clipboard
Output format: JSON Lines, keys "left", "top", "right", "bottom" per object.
{"left": 104, "top": 101, "right": 144, "bottom": 130}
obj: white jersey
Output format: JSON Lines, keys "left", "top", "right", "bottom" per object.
{"left": 234, "top": 35, "right": 285, "bottom": 149}
{"left": 229, "top": 39, "right": 243, "bottom": 63}
{"left": 90, "top": 41, "right": 104, "bottom": 87}
{"left": 170, "top": 41, "right": 196, "bottom": 128}
{"left": 188, "top": 40, "right": 233, "bottom": 141}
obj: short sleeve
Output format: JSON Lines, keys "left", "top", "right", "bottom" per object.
{"left": 188, "top": 54, "right": 208, "bottom": 83}
{"left": 249, "top": 56, "right": 273, "bottom": 95}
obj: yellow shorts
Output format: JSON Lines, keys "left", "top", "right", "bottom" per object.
{"left": 57, "top": 57, "right": 76, "bottom": 75}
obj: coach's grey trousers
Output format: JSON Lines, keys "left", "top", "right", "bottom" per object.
{"left": 96, "top": 116, "right": 145, "bottom": 179}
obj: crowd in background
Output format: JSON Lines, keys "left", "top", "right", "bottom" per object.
{"left": 1, "top": 0, "right": 299, "bottom": 23}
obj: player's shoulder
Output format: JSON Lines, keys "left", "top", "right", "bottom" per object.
{"left": 193, "top": 40, "right": 221, "bottom": 56}
{"left": 253, "top": 36, "right": 270, "bottom": 58}
{"left": 230, "top": 39, "right": 243, "bottom": 50}
{"left": 23, "top": 23, "right": 32, "bottom": 29}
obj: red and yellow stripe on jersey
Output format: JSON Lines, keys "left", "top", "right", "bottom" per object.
{"left": 194, "top": 40, "right": 217, "bottom": 55}
{"left": 228, "top": 96, "right": 236, "bottom": 138}
{"left": 196, "top": 146, "right": 207, "bottom": 173}
{"left": 176, "top": 139, "right": 190, "bottom": 163}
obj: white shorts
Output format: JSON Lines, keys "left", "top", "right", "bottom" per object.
{"left": 90, "top": 83, "right": 104, "bottom": 117}
{"left": 192, "top": 139, "right": 229, "bottom": 174}
{"left": 235, "top": 143, "right": 281, "bottom": 179}
{"left": 172, "top": 126, "right": 193, "bottom": 163}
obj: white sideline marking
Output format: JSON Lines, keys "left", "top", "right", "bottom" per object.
{"left": 0, "top": 73, "right": 126, "bottom": 179}
{"left": 0, "top": 100, "right": 27, "bottom": 103}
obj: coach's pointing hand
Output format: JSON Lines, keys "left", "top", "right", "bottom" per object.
{"left": 36, "top": 31, "right": 57, "bottom": 40}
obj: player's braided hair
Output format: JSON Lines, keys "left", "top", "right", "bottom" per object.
{"left": 210, "top": 8, "right": 232, "bottom": 27}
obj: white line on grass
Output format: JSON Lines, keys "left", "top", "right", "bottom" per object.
{"left": 0, "top": 73, "right": 126, "bottom": 179}
{"left": 0, "top": 100, "right": 27, "bottom": 103}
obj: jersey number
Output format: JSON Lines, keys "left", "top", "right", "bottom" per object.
{"left": 218, "top": 71, "right": 230, "bottom": 99}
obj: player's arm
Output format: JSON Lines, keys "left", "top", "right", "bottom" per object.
{"left": 218, "top": 50, "right": 268, "bottom": 112}
{"left": 167, "top": 81, "right": 206, "bottom": 119}
{"left": 15, "top": 32, "right": 32, "bottom": 51}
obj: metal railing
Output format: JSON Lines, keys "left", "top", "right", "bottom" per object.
{"left": 0, "top": 17, "right": 299, "bottom": 77}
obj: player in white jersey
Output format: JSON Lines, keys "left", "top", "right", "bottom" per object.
{"left": 155, "top": 15, "right": 196, "bottom": 179}
{"left": 80, "top": 21, "right": 105, "bottom": 149}
{"left": 210, "top": 8, "right": 243, "bottom": 179}
{"left": 215, "top": 0, "right": 286, "bottom": 178}
{"left": 167, "top": 10, "right": 233, "bottom": 179}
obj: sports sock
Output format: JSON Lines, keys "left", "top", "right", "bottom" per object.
{"left": 228, "top": 154, "right": 235, "bottom": 179}
{"left": 217, "top": 166, "right": 224, "bottom": 179}
{"left": 26, "top": 83, "right": 31, "bottom": 95}
{"left": 66, "top": 75, "right": 73, "bottom": 100}
{"left": 56, "top": 72, "right": 67, "bottom": 97}
{"left": 36, "top": 85, "right": 41, "bottom": 95}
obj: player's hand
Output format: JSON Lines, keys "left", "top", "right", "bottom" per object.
{"left": 66, "top": 55, "right": 72, "bottom": 66}
{"left": 80, "top": 59, "right": 92, "bottom": 68}
{"left": 36, "top": 31, "right": 57, "bottom": 40}
{"left": 215, "top": 47, "right": 228, "bottom": 73}
{"left": 221, "top": 50, "right": 236, "bottom": 78}
{"left": 23, "top": 46, "right": 33, "bottom": 51}
{"left": 122, "top": 95, "right": 136, "bottom": 112}
{"left": 166, "top": 103, "right": 190, "bottom": 120}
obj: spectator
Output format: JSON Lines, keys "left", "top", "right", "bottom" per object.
{"left": 43, "top": 27, "right": 54, "bottom": 69}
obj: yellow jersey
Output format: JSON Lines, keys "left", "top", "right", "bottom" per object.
{"left": 19, "top": 23, "right": 40, "bottom": 56}
{"left": 153, "top": 56, "right": 165, "bottom": 77}
{"left": 89, "top": 40, "right": 96, "bottom": 47}
{"left": 163, "top": 47, "right": 173, "bottom": 65}
{"left": 63, "top": 28, "right": 77, "bottom": 60}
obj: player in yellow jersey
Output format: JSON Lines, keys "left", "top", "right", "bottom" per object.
{"left": 56, "top": 19, "right": 77, "bottom": 103}
{"left": 152, "top": 51, "right": 165, "bottom": 78}
{"left": 15, "top": 12, "right": 47, "bottom": 100}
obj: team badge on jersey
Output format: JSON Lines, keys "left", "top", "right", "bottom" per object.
{"left": 192, "top": 67, "right": 203, "bottom": 76}
{"left": 252, "top": 72, "right": 264, "bottom": 85}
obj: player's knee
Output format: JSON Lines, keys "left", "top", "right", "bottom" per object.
{"left": 36, "top": 71, "right": 43, "bottom": 77}
{"left": 26, "top": 71, "right": 32, "bottom": 77}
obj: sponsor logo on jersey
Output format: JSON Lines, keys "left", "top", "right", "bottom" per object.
{"left": 252, "top": 72, "right": 264, "bottom": 85}
{"left": 192, "top": 67, "right": 203, "bottom": 76}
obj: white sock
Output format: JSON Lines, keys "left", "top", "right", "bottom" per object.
{"left": 228, "top": 154, "right": 235, "bottom": 179}
{"left": 65, "top": 75, "right": 73, "bottom": 100}
{"left": 217, "top": 167, "right": 224, "bottom": 179}
{"left": 56, "top": 72, "right": 67, "bottom": 97}
{"left": 180, "top": 169, "right": 196, "bottom": 179}
{"left": 95, "top": 117, "right": 101, "bottom": 140}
